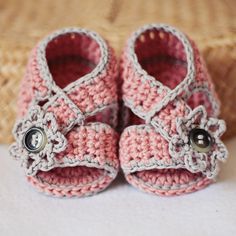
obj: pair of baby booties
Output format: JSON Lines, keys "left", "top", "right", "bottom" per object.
{"left": 9, "top": 24, "right": 228, "bottom": 197}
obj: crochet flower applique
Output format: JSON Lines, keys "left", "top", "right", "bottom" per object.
{"left": 169, "top": 106, "right": 228, "bottom": 178}
{"left": 9, "top": 105, "right": 67, "bottom": 176}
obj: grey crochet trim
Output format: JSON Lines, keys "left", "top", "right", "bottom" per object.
{"left": 184, "top": 82, "right": 220, "bottom": 116}
{"left": 129, "top": 173, "right": 207, "bottom": 191}
{"left": 122, "top": 158, "right": 185, "bottom": 174}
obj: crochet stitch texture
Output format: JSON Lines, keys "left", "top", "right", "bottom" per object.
{"left": 119, "top": 24, "right": 228, "bottom": 196}
{"left": 10, "top": 28, "right": 119, "bottom": 197}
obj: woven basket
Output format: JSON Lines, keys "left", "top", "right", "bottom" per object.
{"left": 1, "top": 0, "right": 236, "bottom": 143}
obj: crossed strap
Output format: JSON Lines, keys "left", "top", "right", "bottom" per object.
{"left": 33, "top": 28, "right": 118, "bottom": 133}
{"left": 122, "top": 24, "right": 219, "bottom": 133}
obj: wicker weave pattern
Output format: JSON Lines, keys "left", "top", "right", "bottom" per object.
{"left": 0, "top": 0, "right": 236, "bottom": 143}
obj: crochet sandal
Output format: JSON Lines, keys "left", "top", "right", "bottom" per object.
{"left": 10, "top": 28, "right": 119, "bottom": 197}
{"left": 119, "top": 24, "right": 228, "bottom": 196}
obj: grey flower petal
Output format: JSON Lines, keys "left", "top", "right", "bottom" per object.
{"left": 212, "top": 141, "right": 228, "bottom": 162}
{"left": 203, "top": 157, "right": 219, "bottom": 179}
{"left": 43, "top": 112, "right": 59, "bottom": 133}
{"left": 12, "top": 119, "right": 29, "bottom": 140}
{"left": 184, "top": 151, "right": 208, "bottom": 173}
{"left": 207, "top": 118, "right": 226, "bottom": 138}
{"left": 23, "top": 153, "right": 42, "bottom": 176}
{"left": 9, "top": 143, "right": 24, "bottom": 160}
{"left": 169, "top": 135, "right": 185, "bottom": 159}
{"left": 52, "top": 131, "right": 67, "bottom": 153}
{"left": 28, "top": 105, "right": 43, "bottom": 121}
{"left": 43, "top": 152, "right": 56, "bottom": 170}
{"left": 190, "top": 106, "right": 207, "bottom": 121}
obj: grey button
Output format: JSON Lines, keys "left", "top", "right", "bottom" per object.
{"left": 189, "top": 128, "right": 212, "bottom": 153}
{"left": 23, "top": 127, "right": 47, "bottom": 153}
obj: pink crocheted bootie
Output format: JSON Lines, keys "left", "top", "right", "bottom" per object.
{"left": 10, "top": 28, "right": 119, "bottom": 197}
{"left": 119, "top": 24, "right": 228, "bottom": 196}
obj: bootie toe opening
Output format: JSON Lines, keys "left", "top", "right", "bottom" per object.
{"left": 127, "top": 168, "right": 211, "bottom": 196}
{"left": 134, "top": 29, "right": 187, "bottom": 89}
{"left": 46, "top": 33, "right": 101, "bottom": 88}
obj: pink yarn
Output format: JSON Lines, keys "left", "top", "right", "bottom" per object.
{"left": 119, "top": 25, "right": 224, "bottom": 196}
{"left": 16, "top": 29, "right": 119, "bottom": 197}
{"left": 10, "top": 25, "right": 227, "bottom": 197}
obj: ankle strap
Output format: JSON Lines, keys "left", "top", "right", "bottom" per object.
{"left": 121, "top": 24, "right": 219, "bottom": 122}
{"left": 19, "top": 28, "right": 118, "bottom": 133}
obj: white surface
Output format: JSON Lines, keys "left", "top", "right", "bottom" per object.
{"left": 0, "top": 138, "right": 236, "bottom": 236}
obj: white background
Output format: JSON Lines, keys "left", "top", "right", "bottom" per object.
{"left": 0, "top": 137, "right": 236, "bottom": 236}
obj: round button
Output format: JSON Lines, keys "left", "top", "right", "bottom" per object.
{"left": 189, "top": 128, "right": 212, "bottom": 153}
{"left": 23, "top": 127, "right": 47, "bottom": 153}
